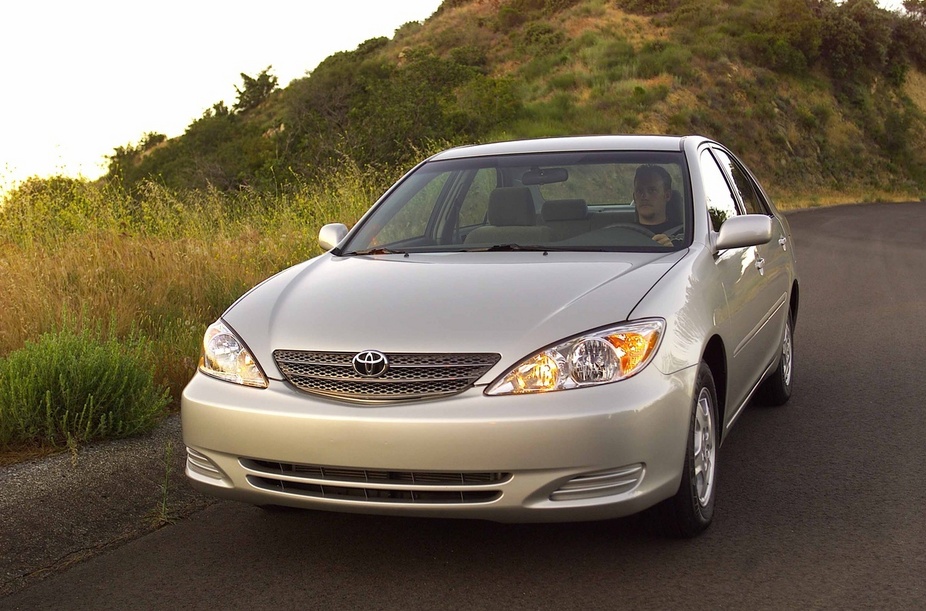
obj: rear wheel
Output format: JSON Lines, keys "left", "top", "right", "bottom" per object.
{"left": 757, "top": 313, "right": 794, "bottom": 406}
{"left": 660, "top": 362, "right": 718, "bottom": 538}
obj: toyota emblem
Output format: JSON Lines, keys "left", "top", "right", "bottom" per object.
{"left": 352, "top": 350, "right": 389, "bottom": 378}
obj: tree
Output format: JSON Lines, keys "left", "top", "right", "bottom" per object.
{"left": 904, "top": 0, "right": 926, "bottom": 25}
{"left": 233, "top": 66, "right": 278, "bottom": 113}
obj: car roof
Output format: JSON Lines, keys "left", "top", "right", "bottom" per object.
{"left": 428, "top": 135, "right": 707, "bottom": 161}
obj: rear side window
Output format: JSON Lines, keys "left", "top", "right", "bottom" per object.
{"left": 712, "top": 149, "right": 769, "bottom": 216}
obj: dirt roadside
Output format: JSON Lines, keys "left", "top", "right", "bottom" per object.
{"left": 0, "top": 415, "right": 214, "bottom": 598}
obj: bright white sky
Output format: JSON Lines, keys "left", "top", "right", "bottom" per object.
{"left": 0, "top": 0, "right": 443, "bottom": 194}
{"left": 0, "top": 0, "right": 910, "bottom": 195}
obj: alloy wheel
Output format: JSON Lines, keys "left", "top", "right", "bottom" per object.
{"left": 693, "top": 387, "right": 716, "bottom": 507}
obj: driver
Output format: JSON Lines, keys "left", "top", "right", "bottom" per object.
{"left": 633, "top": 165, "right": 679, "bottom": 246}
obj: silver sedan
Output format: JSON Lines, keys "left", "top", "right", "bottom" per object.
{"left": 182, "top": 135, "right": 799, "bottom": 537}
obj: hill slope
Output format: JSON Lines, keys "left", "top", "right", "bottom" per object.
{"left": 107, "top": 0, "right": 926, "bottom": 203}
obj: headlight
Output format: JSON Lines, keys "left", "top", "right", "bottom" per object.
{"left": 198, "top": 320, "right": 268, "bottom": 388}
{"left": 486, "top": 319, "right": 664, "bottom": 395}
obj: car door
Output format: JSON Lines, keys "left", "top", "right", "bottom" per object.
{"left": 712, "top": 147, "right": 791, "bottom": 379}
{"left": 698, "top": 147, "right": 778, "bottom": 426}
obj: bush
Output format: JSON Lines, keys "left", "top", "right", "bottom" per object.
{"left": 741, "top": 34, "right": 808, "bottom": 74}
{"left": 518, "top": 23, "right": 567, "bottom": 55}
{"left": 636, "top": 42, "right": 693, "bottom": 79}
{"left": 0, "top": 325, "right": 169, "bottom": 451}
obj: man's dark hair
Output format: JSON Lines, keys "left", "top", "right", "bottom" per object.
{"left": 634, "top": 165, "right": 672, "bottom": 191}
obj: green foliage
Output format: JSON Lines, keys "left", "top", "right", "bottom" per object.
{"left": 92, "top": 0, "right": 926, "bottom": 199}
{"left": 616, "top": 0, "right": 680, "bottom": 15}
{"left": 498, "top": 6, "right": 527, "bottom": 29}
{"left": 518, "top": 23, "right": 566, "bottom": 55}
{"left": 740, "top": 33, "right": 808, "bottom": 73}
{"left": 818, "top": 0, "right": 899, "bottom": 84}
{"left": 819, "top": 4, "right": 865, "bottom": 80}
{"left": 894, "top": 11, "right": 926, "bottom": 72}
{"left": 630, "top": 83, "right": 670, "bottom": 110}
{"left": 0, "top": 324, "right": 168, "bottom": 451}
{"left": 233, "top": 66, "right": 279, "bottom": 113}
{"left": 636, "top": 41, "right": 693, "bottom": 80}
{"left": 544, "top": 0, "right": 582, "bottom": 13}
{"left": 449, "top": 45, "right": 489, "bottom": 73}
{"left": 0, "top": 176, "right": 130, "bottom": 245}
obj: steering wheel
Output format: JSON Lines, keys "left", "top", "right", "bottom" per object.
{"left": 604, "top": 223, "right": 658, "bottom": 238}
{"left": 661, "top": 224, "right": 684, "bottom": 237}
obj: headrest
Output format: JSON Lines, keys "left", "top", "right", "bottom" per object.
{"left": 542, "top": 199, "right": 588, "bottom": 222}
{"left": 488, "top": 187, "right": 536, "bottom": 226}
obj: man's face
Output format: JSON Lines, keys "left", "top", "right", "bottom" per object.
{"left": 634, "top": 173, "right": 670, "bottom": 224}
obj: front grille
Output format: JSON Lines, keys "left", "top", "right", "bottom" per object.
{"left": 273, "top": 350, "right": 501, "bottom": 402}
{"left": 242, "top": 459, "right": 509, "bottom": 505}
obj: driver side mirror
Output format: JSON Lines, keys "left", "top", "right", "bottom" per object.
{"left": 318, "top": 223, "right": 348, "bottom": 251}
{"left": 714, "top": 215, "right": 772, "bottom": 251}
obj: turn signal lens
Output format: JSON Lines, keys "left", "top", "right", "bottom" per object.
{"left": 608, "top": 329, "right": 660, "bottom": 376}
{"left": 486, "top": 319, "right": 664, "bottom": 396}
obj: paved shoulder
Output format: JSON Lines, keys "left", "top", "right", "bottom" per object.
{"left": 0, "top": 415, "right": 212, "bottom": 597}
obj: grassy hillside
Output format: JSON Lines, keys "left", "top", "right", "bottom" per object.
{"left": 104, "top": 0, "right": 926, "bottom": 203}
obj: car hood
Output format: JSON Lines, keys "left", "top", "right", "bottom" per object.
{"left": 224, "top": 250, "right": 686, "bottom": 380}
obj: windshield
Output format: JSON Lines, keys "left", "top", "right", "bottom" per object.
{"left": 340, "top": 151, "right": 691, "bottom": 255}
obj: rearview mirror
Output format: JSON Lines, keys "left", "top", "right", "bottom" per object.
{"left": 318, "top": 223, "right": 348, "bottom": 251}
{"left": 714, "top": 215, "right": 772, "bottom": 251}
{"left": 521, "top": 167, "right": 568, "bottom": 185}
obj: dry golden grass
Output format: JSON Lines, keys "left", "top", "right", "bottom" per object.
{"left": 0, "top": 232, "right": 317, "bottom": 403}
{"left": 0, "top": 161, "right": 387, "bottom": 413}
{"left": 773, "top": 189, "right": 923, "bottom": 210}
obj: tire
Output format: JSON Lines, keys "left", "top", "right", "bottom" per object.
{"left": 757, "top": 313, "right": 794, "bottom": 407}
{"left": 660, "top": 362, "right": 718, "bottom": 538}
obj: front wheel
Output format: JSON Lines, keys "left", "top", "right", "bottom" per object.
{"left": 659, "top": 362, "right": 718, "bottom": 538}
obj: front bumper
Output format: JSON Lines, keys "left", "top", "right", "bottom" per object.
{"left": 181, "top": 365, "right": 697, "bottom": 523}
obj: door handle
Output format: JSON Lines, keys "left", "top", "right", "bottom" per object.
{"left": 778, "top": 236, "right": 788, "bottom": 251}
{"left": 755, "top": 257, "right": 766, "bottom": 276}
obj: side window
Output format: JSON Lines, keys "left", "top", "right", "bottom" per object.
{"left": 458, "top": 168, "right": 496, "bottom": 226}
{"left": 376, "top": 172, "right": 449, "bottom": 244}
{"left": 699, "top": 149, "right": 739, "bottom": 232}
{"left": 712, "top": 149, "right": 769, "bottom": 215}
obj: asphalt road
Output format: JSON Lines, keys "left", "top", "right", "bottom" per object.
{"left": 3, "top": 202, "right": 925, "bottom": 610}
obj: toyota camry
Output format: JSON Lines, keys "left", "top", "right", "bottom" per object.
{"left": 181, "top": 135, "right": 799, "bottom": 537}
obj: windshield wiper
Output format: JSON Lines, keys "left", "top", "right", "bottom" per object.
{"left": 342, "top": 247, "right": 408, "bottom": 256}
{"left": 486, "top": 244, "right": 548, "bottom": 251}
{"left": 479, "top": 244, "right": 582, "bottom": 252}
{"left": 455, "top": 243, "right": 610, "bottom": 253}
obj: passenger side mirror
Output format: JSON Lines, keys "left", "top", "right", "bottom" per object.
{"left": 318, "top": 223, "right": 348, "bottom": 251}
{"left": 714, "top": 215, "right": 772, "bottom": 251}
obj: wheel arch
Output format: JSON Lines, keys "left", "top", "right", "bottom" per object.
{"left": 701, "top": 335, "right": 727, "bottom": 442}
{"left": 790, "top": 280, "right": 800, "bottom": 329}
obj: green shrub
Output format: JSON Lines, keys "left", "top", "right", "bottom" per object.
{"left": 549, "top": 71, "right": 581, "bottom": 90}
{"left": 636, "top": 42, "right": 692, "bottom": 79}
{"left": 741, "top": 33, "right": 808, "bottom": 74}
{"left": 0, "top": 325, "right": 169, "bottom": 451}
{"left": 518, "top": 23, "right": 567, "bottom": 55}
{"left": 497, "top": 6, "right": 526, "bottom": 29}
{"left": 544, "top": 0, "right": 581, "bottom": 13}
